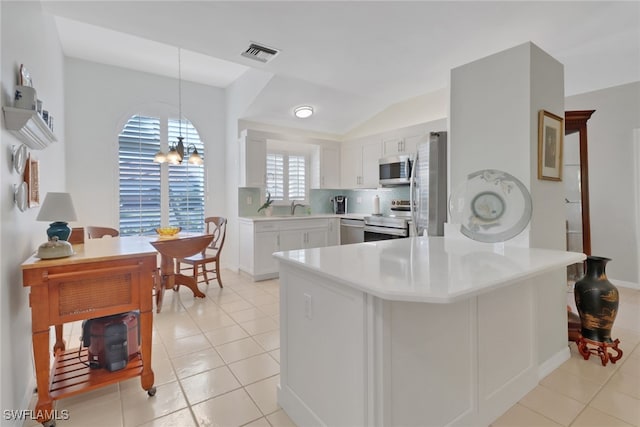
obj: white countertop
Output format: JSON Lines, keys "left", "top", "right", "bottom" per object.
{"left": 273, "top": 236, "right": 585, "bottom": 303}
{"left": 240, "top": 213, "right": 367, "bottom": 221}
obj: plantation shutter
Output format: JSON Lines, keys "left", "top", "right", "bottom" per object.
{"left": 168, "top": 119, "right": 205, "bottom": 232}
{"left": 118, "top": 115, "right": 206, "bottom": 235}
{"left": 118, "top": 115, "right": 161, "bottom": 236}
{"left": 266, "top": 153, "right": 285, "bottom": 200}
{"left": 288, "top": 155, "right": 306, "bottom": 200}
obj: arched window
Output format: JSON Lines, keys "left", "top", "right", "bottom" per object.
{"left": 118, "top": 114, "right": 205, "bottom": 235}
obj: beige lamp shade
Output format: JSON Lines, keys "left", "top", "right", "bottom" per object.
{"left": 36, "top": 192, "right": 78, "bottom": 222}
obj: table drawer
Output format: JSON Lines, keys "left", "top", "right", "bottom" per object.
{"left": 45, "top": 264, "right": 143, "bottom": 324}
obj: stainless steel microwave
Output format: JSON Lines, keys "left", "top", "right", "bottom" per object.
{"left": 379, "top": 154, "right": 413, "bottom": 186}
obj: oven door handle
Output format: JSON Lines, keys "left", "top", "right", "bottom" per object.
{"left": 364, "top": 225, "right": 408, "bottom": 237}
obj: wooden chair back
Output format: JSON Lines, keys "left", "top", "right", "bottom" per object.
{"left": 204, "top": 217, "right": 227, "bottom": 255}
{"left": 87, "top": 226, "right": 120, "bottom": 239}
{"left": 68, "top": 227, "right": 85, "bottom": 244}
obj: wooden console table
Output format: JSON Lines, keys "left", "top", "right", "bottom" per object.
{"left": 21, "top": 237, "right": 157, "bottom": 426}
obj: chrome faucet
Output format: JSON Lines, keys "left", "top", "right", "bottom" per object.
{"left": 290, "top": 201, "right": 305, "bottom": 215}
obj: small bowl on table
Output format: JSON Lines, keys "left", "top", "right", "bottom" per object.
{"left": 155, "top": 226, "right": 181, "bottom": 238}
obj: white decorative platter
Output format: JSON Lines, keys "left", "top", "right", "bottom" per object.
{"left": 14, "top": 181, "right": 28, "bottom": 212}
{"left": 12, "top": 144, "right": 28, "bottom": 175}
{"left": 449, "top": 169, "right": 532, "bottom": 243}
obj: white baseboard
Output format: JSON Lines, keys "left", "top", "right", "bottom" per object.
{"left": 538, "top": 346, "right": 570, "bottom": 380}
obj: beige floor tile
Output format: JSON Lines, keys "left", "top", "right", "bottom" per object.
{"left": 519, "top": 385, "right": 584, "bottom": 426}
{"left": 589, "top": 385, "right": 640, "bottom": 426}
{"left": 180, "top": 366, "right": 241, "bottom": 405}
{"left": 539, "top": 367, "right": 601, "bottom": 403}
{"left": 269, "top": 349, "right": 280, "bottom": 364}
{"left": 243, "top": 417, "right": 272, "bottom": 427}
{"left": 239, "top": 317, "right": 279, "bottom": 336}
{"left": 228, "top": 307, "right": 269, "bottom": 323}
{"left": 491, "top": 403, "right": 563, "bottom": 426}
{"left": 257, "top": 302, "right": 279, "bottom": 317}
{"left": 243, "top": 293, "right": 278, "bottom": 307}
{"left": 617, "top": 353, "right": 640, "bottom": 378}
{"left": 570, "top": 406, "right": 634, "bottom": 427}
{"left": 253, "top": 329, "right": 280, "bottom": 352}
{"left": 155, "top": 317, "right": 202, "bottom": 342}
{"left": 207, "top": 291, "right": 244, "bottom": 305}
{"left": 136, "top": 408, "right": 197, "bottom": 427}
{"left": 55, "top": 384, "right": 123, "bottom": 427}
{"left": 266, "top": 409, "right": 298, "bottom": 427}
{"left": 162, "top": 333, "right": 212, "bottom": 358}
{"left": 607, "top": 370, "right": 640, "bottom": 399}
{"left": 152, "top": 355, "right": 178, "bottom": 386}
{"left": 215, "top": 337, "right": 265, "bottom": 364}
{"left": 171, "top": 347, "right": 225, "bottom": 379}
{"left": 228, "top": 353, "right": 280, "bottom": 386}
{"left": 121, "top": 381, "right": 188, "bottom": 427}
{"left": 245, "top": 375, "right": 281, "bottom": 415}
{"left": 558, "top": 352, "right": 619, "bottom": 385}
{"left": 191, "top": 388, "right": 262, "bottom": 427}
{"left": 219, "top": 298, "right": 255, "bottom": 313}
{"left": 192, "top": 311, "right": 237, "bottom": 332}
{"left": 204, "top": 324, "right": 249, "bottom": 346}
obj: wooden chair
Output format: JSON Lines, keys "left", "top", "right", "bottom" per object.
{"left": 176, "top": 217, "right": 227, "bottom": 288}
{"left": 87, "top": 226, "right": 120, "bottom": 239}
{"left": 68, "top": 227, "right": 85, "bottom": 244}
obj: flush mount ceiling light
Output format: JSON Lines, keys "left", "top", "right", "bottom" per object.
{"left": 294, "top": 105, "right": 314, "bottom": 119}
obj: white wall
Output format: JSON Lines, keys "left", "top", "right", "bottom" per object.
{"left": 565, "top": 82, "right": 640, "bottom": 285}
{"left": 64, "top": 58, "right": 226, "bottom": 245}
{"left": 1, "top": 1, "right": 66, "bottom": 419}
{"left": 344, "top": 88, "right": 448, "bottom": 140}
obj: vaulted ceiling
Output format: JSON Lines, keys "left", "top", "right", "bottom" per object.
{"left": 44, "top": 1, "right": 640, "bottom": 135}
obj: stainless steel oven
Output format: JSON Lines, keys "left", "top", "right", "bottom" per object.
{"left": 363, "top": 215, "right": 409, "bottom": 241}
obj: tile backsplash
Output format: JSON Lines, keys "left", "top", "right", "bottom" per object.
{"left": 239, "top": 186, "right": 410, "bottom": 217}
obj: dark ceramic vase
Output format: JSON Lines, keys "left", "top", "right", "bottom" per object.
{"left": 574, "top": 256, "right": 619, "bottom": 343}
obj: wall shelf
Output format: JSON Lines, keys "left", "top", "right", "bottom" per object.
{"left": 2, "top": 106, "right": 56, "bottom": 150}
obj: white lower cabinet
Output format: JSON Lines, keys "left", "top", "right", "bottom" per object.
{"left": 239, "top": 218, "right": 339, "bottom": 281}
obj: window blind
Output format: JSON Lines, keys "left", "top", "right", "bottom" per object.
{"left": 168, "top": 119, "right": 205, "bottom": 232}
{"left": 118, "top": 115, "right": 161, "bottom": 236}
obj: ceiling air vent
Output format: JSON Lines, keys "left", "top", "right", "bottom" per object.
{"left": 241, "top": 42, "right": 280, "bottom": 63}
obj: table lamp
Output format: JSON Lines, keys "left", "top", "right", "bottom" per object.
{"left": 36, "top": 192, "right": 78, "bottom": 241}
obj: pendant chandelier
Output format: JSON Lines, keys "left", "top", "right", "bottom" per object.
{"left": 154, "top": 47, "right": 203, "bottom": 166}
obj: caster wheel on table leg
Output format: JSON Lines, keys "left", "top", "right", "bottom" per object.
{"left": 147, "top": 386, "right": 157, "bottom": 396}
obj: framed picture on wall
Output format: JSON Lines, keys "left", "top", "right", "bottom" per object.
{"left": 538, "top": 110, "right": 564, "bottom": 181}
{"left": 24, "top": 155, "right": 40, "bottom": 208}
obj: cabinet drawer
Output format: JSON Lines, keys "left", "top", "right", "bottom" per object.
{"left": 279, "top": 219, "right": 328, "bottom": 231}
{"left": 255, "top": 222, "right": 279, "bottom": 232}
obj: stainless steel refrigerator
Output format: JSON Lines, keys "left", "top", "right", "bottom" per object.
{"left": 410, "top": 131, "right": 448, "bottom": 236}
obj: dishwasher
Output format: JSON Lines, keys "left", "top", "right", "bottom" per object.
{"left": 340, "top": 218, "right": 364, "bottom": 245}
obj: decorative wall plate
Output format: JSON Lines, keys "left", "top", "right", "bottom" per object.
{"left": 449, "top": 169, "right": 532, "bottom": 243}
{"left": 12, "top": 144, "right": 27, "bottom": 175}
{"left": 14, "top": 182, "right": 28, "bottom": 212}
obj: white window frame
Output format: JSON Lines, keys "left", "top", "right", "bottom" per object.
{"left": 266, "top": 150, "right": 309, "bottom": 205}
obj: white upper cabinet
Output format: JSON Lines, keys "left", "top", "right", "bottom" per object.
{"left": 341, "top": 139, "right": 381, "bottom": 188}
{"left": 319, "top": 146, "right": 341, "bottom": 189}
{"left": 239, "top": 130, "right": 266, "bottom": 188}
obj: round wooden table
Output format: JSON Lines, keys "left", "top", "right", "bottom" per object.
{"left": 150, "top": 234, "right": 214, "bottom": 313}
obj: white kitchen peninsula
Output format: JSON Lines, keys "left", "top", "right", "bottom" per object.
{"left": 274, "top": 237, "right": 585, "bottom": 427}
